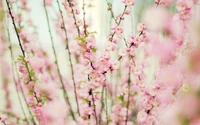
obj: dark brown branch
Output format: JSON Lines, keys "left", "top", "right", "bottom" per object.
{"left": 5, "top": 0, "right": 25, "bottom": 57}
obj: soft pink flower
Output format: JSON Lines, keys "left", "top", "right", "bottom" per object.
{"left": 137, "top": 110, "right": 148, "bottom": 124}
{"left": 44, "top": 0, "right": 53, "bottom": 6}
{"left": 137, "top": 23, "right": 147, "bottom": 32}
{"left": 192, "top": 0, "right": 199, "bottom": 4}
{"left": 176, "top": 0, "right": 193, "bottom": 11}
{"left": 101, "top": 51, "right": 110, "bottom": 60}
{"left": 122, "top": 0, "right": 135, "bottom": 6}
{"left": 111, "top": 60, "right": 120, "bottom": 70}
{"left": 105, "top": 42, "right": 115, "bottom": 51}
{"left": 0, "top": 114, "right": 7, "bottom": 123}
{"left": 41, "top": 101, "right": 68, "bottom": 125}
{"left": 124, "top": 10, "right": 131, "bottom": 15}
{"left": 133, "top": 66, "right": 142, "bottom": 75}
{"left": 119, "top": 48, "right": 128, "bottom": 57}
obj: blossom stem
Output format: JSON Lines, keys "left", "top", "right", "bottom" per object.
{"left": 105, "top": 83, "right": 109, "bottom": 125}
{"left": 5, "top": 0, "right": 36, "bottom": 124}
{"left": 99, "top": 85, "right": 105, "bottom": 125}
{"left": 106, "top": 4, "right": 127, "bottom": 42}
{"left": 66, "top": 0, "right": 81, "bottom": 37}
{"left": 43, "top": 1, "right": 76, "bottom": 120}
{"left": 82, "top": 0, "right": 87, "bottom": 36}
{"left": 57, "top": 0, "right": 80, "bottom": 117}
{"left": 125, "top": 67, "right": 131, "bottom": 125}
{"left": 6, "top": 20, "right": 30, "bottom": 125}
{"left": 91, "top": 90, "right": 98, "bottom": 125}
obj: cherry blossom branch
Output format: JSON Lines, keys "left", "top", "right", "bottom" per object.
{"left": 108, "top": 5, "right": 127, "bottom": 42}
{"left": 106, "top": 0, "right": 118, "bottom": 24}
{"left": 5, "top": 0, "right": 32, "bottom": 82}
{"left": 99, "top": 86, "right": 105, "bottom": 125}
{"left": 43, "top": 2, "right": 75, "bottom": 114}
{"left": 118, "top": 32, "right": 143, "bottom": 62}
{"left": 125, "top": 67, "right": 131, "bottom": 125}
{"left": 91, "top": 91, "right": 98, "bottom": 125}
{"left": 5, "top": 0, "right": 24, "bottom": 57}
{"left": 66, "top": 0, "right": 81, "bottom": 36}
{"left": 86, "top": 64, "right": 98, "bottom": 123}
{"left": 5, "top": 0, "right": 37, "bottom": 124}
{"left": 57, "top": 0, "right": 80, "bottom": 117}
{"left": 14, "top": 61, "right": 36, "bottom": 125}
{"left": 105, "top": 83, "right": 109, "bottom": 125}
{"left": 43, "top": 1, "right": 75, "bottom": 117}
{"left": 82, "top": 0, "right": 87, "bottom": 36}
{"left": 6, "top": 21, "right": 30, "bottom": 125}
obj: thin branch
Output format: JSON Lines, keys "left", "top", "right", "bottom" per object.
{"left": 6, "top": 19, "right": 30, "bottom": 125}
{"left": 5, "top": 0, "right": 32, "bottom": 81}
{"left": 66, "top": 0, "right": 80, "bottom": 36}
{"left": 91, "top": 90, "right": 98, "bottom": 125}
{"left": 82, "top": 0, "right": 87, "bottom": 36}
{"left": 57, "top": 0, "right": 80, "bottom": 117}
{"left": 87, "top": 67, "right": 98, "bottom": 124}
{"left": 99, "top": 85, "right": 105, "bottom": 125}
{"left": 5, "top": 0, "right": 25, "bottom": 57}
{"left": 105, "top": 0, "right": 118, "bottom": 24}
{"left": 5, "top": 0, "right": 36, "bottom": 124}
{"left": 106, "top": 4, "right": 127, "bottom": 42}
{"left": 15, "top": 61, "right": 37, "bottom": 125}
{"left": 105, "top": 83, "right": 109, "bottom": 125}
{"left": 125, "top": 67, "right": 131, "bottom": 125}
{"left": 43, "top": 1, "right": 77, "bottom": 120}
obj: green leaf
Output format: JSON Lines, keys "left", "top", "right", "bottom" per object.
{"left": 29, "top": 90, "right": 34, "bottom": 95}
{"left": 30, "top": 71, "right": 35, "bottom": 77}
{"left": 75, "top": 36, "right": 86, "bottom": 45}
{"left": 81, "top": 116, "right": 88, "bottom": 120}
{"left": 118, "top": 94, "right": 124, "bottom": 101}
{"left": 18, "top": 55, "right": 25, "bottom": 61}
{"left": 80, "top": 38, "right": 86, "bottom": 45}
{"left": 91, "top": 48, "right": 97, "bottom": 52}
{"left": 22, "top": 118, "right": 28, "bottom": 122}
{"left": 107, "top": 117, "right": 112, "bottom": 123}
{"left": 121, "top": 101, "right": 127, "bottom": 106}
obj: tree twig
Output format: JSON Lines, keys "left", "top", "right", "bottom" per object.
{"left": 125, "top": 67, "right": 131, "bottom": 125}
{"left": 57, "top": 0, "right": 80, "bottom": 117}
{"left": 66, "top": 0, "right": 80, "bottom": 36}
{"left": 6, "top": 19, "right": 30, "bottom": 125}
{"left": 5, "top": 0, "right": 36, "bottom": 124}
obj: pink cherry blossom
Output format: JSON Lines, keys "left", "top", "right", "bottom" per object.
{"left": 122, "top": 0, "right": 135, "bottom": 6}
{"left": 137, "top": 110, "right": 148, "bottom": 124}
{"left": 111, "top": 60, "right": 120, "bottom": 70}
{"left": 119, "top": 48, "right": 128, "bottom": 57}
